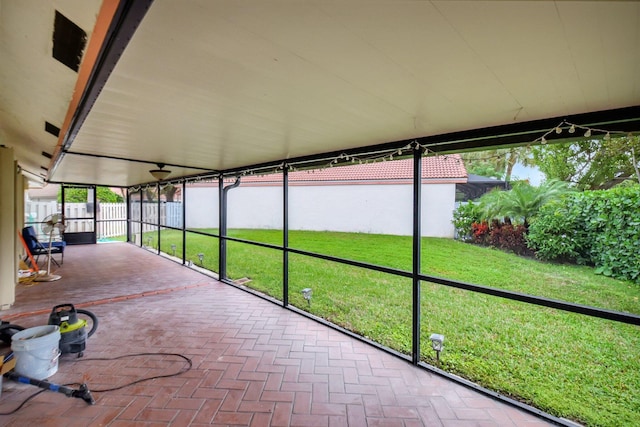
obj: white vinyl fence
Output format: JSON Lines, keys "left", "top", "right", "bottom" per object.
{"left": 129, "top": 202, "right": 183, "bottom": 228}
{"left": 25, "top": 201, "right": 185, "bottom": 241}
{"left": 99, "top": 203, "right": 127, "bottom": 238}
{"left": 26, "top": 202, "right": 95, "bottom": 238}
{"left": 24, "top": 201, "right": 58, "bottom": 225}
{"left": 26, "top": 202, "right": 125, "bottom": 239}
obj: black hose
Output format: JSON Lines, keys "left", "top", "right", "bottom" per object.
{"left": 76, "top": 309, "right": 98, "bottom": 338}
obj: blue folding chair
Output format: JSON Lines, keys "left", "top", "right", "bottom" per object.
{"left": 22, "top": 226, "right": 66, "bottom": 267}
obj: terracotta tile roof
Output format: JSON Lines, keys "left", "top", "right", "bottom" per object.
{"left": 238, "top": 154, "right": 467, "bottom": 184}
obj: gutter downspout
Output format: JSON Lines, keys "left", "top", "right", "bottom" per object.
{"left": 219, "top": 177, "right": 241, "bottom": 280}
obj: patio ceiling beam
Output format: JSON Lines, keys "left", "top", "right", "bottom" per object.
{"left": 219, "top": 105, "right": 640, "bottom": 178}
{"left": 417, "top": 105, "right": 640, "bottom": 153}
{"left": 63, "top": 150, "right": 217, "bottom": 172}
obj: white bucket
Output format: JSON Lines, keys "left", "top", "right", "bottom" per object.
{"left": 11, "top": 325, "right": 61, "bottom": 380}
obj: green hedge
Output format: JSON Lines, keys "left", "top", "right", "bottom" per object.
{"left": 527, "top": 185, "right": 640, "bottom": 283}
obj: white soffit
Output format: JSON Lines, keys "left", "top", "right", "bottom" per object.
{"left": 0, "top": 0, "right": 102, "bottom": 181}
{"left": 52, "top": 0, "right": 640, "bottom": 186}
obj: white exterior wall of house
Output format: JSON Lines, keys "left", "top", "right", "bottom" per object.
{"left": 186, "top": 182, "right": 456, "bottom": 238}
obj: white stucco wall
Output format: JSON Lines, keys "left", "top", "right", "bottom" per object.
{"left": 421, "top": 183, "right": 457, "bottom": 237}
{"left": 185, "top": 182, "right": 457, "bottom": 238}
{"left": 228, "top": 186, "right": 282, "bottom": 229}
{"left": 289, "top": 184, "right": 413, "bottom": 235}
{"left": 185, "top": 185, "right": 219, "bottom": 229}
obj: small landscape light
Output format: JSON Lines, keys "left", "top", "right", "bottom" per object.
{"left": 429, "top": 333, "right": 444, "bottom": 361}
{"left": 146, "top": 236, "right": 153, "bottom": 247}
{"left": 301, "top": 288, "right": 312, "bottom": 306}
{"left": 197, "top": 253, "right": 204, "bottom": 265}
{"left": 171, "top": 244, "right": 176, "bottom": 256}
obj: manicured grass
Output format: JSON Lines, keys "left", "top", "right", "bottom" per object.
{"left": 137, "top": 228, "right": 639, "bottom": 426}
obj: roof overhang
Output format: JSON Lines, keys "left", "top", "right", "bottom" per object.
{"left": 2, "top": 1, "right": 639, "bottom": 187}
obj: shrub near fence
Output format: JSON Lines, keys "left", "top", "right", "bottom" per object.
{"left": 527, "top": 185, "right": 640, "bottom": 284}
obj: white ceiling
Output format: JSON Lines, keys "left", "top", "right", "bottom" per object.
{"left": 0, "top": 0, "right": 103, "bottom": 182}
{"left": 1, "top": 1, "right": 639, "bottom": 187}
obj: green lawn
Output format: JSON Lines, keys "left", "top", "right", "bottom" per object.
{"left": 135, "top": 228, "right": 639, "bottom": 427}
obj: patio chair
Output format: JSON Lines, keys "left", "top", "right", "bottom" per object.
{"left": 21, "top": 226, "right": 66, "bottom": 267}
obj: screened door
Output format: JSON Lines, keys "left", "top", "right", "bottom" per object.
{"left": 61, "top": 185, "right": 97, "bottom": 245}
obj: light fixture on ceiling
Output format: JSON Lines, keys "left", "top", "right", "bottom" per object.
{"left": 149, "top": 163, "right": 171, "bottom": 180}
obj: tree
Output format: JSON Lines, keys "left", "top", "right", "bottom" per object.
{"left": 477, "top": 179, "right": 572, "bottom": 228}
{"left": 531, "top": 136, "right": 640, "bottom": 190}
{"left": 502, "top": 146, "right": 536, "bottom": 182}
{"left": 161, "top": 184, "right": 179, "bottom": 202}
{"left": 461, "top": 146, "right": 534, "bottom": 181}
{"left": 461, "top": 150, "right": 504, "bottom": 179}
{"left": 96, "top": 187, "right": 124, "bottom": 203}
{"left": 58, "top": 187, "right": 87, "bottom": 203}
{"left": 58, "top": 187, "right": 123, "bottom": 203}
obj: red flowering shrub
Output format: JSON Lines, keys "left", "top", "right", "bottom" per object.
{"left": 471, "top": 221, "right": 531, "bottom": 255}
{"left": 471, "top": 221, "right": 490, "bottom": 245}
{"left": 488, "top": 224, "right": 531, "bottom": 256}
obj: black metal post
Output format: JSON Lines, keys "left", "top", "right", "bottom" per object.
{"left": 139, "top": 186, "right": 143, "bottom": 246}
{"left": 61, "top": 185, "right": 66, "bottom": 226}
{"left": 283, "top": 166, "right": 289, "bottom": 307}
{"left": 156, "top": 182, "right": 161, "bottom": 254}
{"left": 92, "top": 185, "right": 97, "bottom": 243}
{"left": 412, "top": 144, "right": 422, "bottom": 365}
{"left": 182, "top": 180, "right": 186, "bottom": 265}
{"left": 126, "top": 188, "right": 131, "bottom": 242}
{"left": 218, "top": 177, "right": 224, "bottom": 278}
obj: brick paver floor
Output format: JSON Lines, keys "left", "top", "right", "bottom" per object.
{"left": 0, "top": 243, "right": 554, "bottom": 426}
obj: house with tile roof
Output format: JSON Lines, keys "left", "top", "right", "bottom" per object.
{"left": 239, "top": 154, "right": 467, "bottom": 186}
{"left": 185, "top": 154, "right": 477, "bottom": 238}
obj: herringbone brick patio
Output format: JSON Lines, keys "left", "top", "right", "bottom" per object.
{"left": 0, "top": 243, "right": 553, "bottom": 426}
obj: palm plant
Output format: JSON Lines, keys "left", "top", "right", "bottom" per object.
{"left": 478, "top": 179, "right": 572, "bottom": 228}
